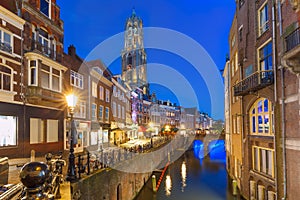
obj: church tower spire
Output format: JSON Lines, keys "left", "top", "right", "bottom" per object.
{"left": 121, "top": 9, "right": 148, "bottom": 93}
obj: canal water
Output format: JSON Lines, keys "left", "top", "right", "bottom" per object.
{"left": 135, "top": 140, "right": 235, "bottom": 200}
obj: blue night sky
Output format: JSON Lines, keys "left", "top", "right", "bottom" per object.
{"left": 58, "top": 0, "right": 236, "bottom": 120}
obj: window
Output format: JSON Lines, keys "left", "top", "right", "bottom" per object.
{"left": 99, "top": 86, "right": 104, "bottom": 100}
{"left": 30, "top": 118, "right": 58, "bottom": 144}
{"left": 38, "top": 29, "right": 50, "bottom": 55}
{"left": 118, "top": 104, "right": 121, "bottom": 118}
{"left": 40, "top": 0, "right": 51, "bottom": 18}
{"left": 92, "top": 81, "right": 97, "bottom": 97}
{"left": 112, "top": 102, "right": 117, "bottom": 117}
{"left": 91, "top": 104, "right": 97, "bottom": 120}
{"left": 231, "top": 35, "right": 236, "bottom": 48}
{"left": 252, "top": 146, "right": 274, "bottom": 177}
{"left": 0, "top": 115, "right": 17, "bottom": 146}
{"left": 122, "top": 106, "right": 125, "bottom": 120}
{"left": 231, "top": 60, "right": 235, "bottom": 77}
{"left": 74, "top": 101, "right": 86, "bottom": 118}
{"left": 105, "top": 89, "right": 110, "bottom": 102}
{"left": 250, "top": 98, "right": 273, "bottom": 135}
{"left": 40, "top": 64, "right": 61, "bottom": 91}
{"left": 239, "top": 0, "right": 245, "bottom": 8}
{"left": 98, "top": 105, "right": 103, "bottom": 121}
{"left": 113, "top": 86, "right": 117, "bottom": 97}
{"left": 105, "top": 107, "right": 109, "bottom": 121}
{"left": 239, "top": 26, "right": 243, "bottom": 42}
{"left": 0, "top": 30, "right": 12, "bottom": 53}
{"left": 70, "top": 70, "right": 83, "bottom": 89}
{"left": 235, "top": 52, "right": 238, "bottom": 72}
{"left": 259, "top": 41, "right": 272, "bottom": 71}
{"left": 29, "top": 60, "right": 37, "bottom": 85}
{"left": 258, "top": 3, "right": 269, "bottom": 36}
{"left": 0, "top": 65, "right": 12, "bottom": 91}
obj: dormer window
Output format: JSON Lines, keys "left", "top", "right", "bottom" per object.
{"left": 40, "top": 0, "right": 51, "bottom": 18}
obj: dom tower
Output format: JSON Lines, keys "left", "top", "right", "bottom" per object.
{"left": 121, "top": 9, "right": 148, "bottom": 94}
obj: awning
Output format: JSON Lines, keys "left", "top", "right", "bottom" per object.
{"left": 138, "top": 126, "right": 147, "bottom": 132}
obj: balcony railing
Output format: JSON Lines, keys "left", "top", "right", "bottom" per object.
{"left": 26, "top": 86, "right": 63, "bottom": 103}
{"left": 285, "top": 27, "right": 300, "bottom": 52}
{"left": 234, "top": 70, "right": 274, "bottom": 96}
{"left": 29, "top": 39, "right": 62, "bottom": 62}
{"left": 0, "top": 42, "right": 12, "bottom": 54}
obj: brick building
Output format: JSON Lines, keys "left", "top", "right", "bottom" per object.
{"left": 0, "top": 0, "right": 68, "bottom": 157}
{"left": 0, "top": 4, "right": 25, "bottom": 156}
{"left": 227, "top": 0, "right": 300, "bottom": 199}
{"left": 86, "top": 59, "right": 113, "bottom": 149}
{"left": 229, "top": 0, "right": 276, "bottom": 199}
{"left": 63, "top": 45, "right": 90, "bottom": 153}
{"left": 276, "top": 1, "right": 300, "bottom": 199}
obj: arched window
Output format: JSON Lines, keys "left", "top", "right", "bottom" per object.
{"left": 0, "top": 65, "right": 12, "bottom": 91}
{"left": 249, "top": 98, "right": 273, "bottom": 135}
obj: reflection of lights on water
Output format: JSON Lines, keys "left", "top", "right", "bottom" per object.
{"left": 181, "top": 161, "right": 187, "bottom": 192}
{"left": 165, "top": 175, "right": 172, "bottom": 196}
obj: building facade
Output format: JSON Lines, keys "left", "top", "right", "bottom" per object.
{"left": 63, "top": 45, "right": 90, "bottom": 153}
{"left": 0, "top": 4, "right": 25, "bottom": 156}
{"left": 0, "top": 0, "right": 68, "bottom": 157}
{"left": 276, "top": 1, "right": 300, "bottom": 199}
{"left": 226, "top": 0, "right": 300, "bottom": 199}
{"left": 86, "top": 60, "right": 113, "bottom": 149}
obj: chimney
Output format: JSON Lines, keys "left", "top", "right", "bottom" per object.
{"left": 68, "top": 45, "right": 76, "bottom": 57}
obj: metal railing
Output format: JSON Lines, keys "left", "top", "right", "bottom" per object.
{"left": 234, "top": 70, "right": 274, "bottom": 96}
{"left": 285, "top": 26, "right": 300, "bottom": 52}
{"left": 29, "top": 39, "right": 62, "bottom": 62}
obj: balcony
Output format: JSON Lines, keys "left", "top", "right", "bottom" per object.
{"left": 28, "top": 39, "right": 62, "bottom": 63}
{"left": 282, "top": 26, "right": 300, "bottom": 73}
{"left": 234, "top": 70, "right": 274, "bottom": 96}
{"left": 26, "top": 86, "right": 64, "bottom": 106}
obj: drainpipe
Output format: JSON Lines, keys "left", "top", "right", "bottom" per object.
{"left": 271, "top": 1, "right": 279, "bottom": 199}
{"left": 17, "top": 0, "right": 26, "bottom": 157}
{"left": 276, "top": 0, "right": 287, "bottom": 199}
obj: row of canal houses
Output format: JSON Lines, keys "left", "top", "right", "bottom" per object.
{"left": 0, "top": 1, "right": 212, "bottom": 158}
{"left": 224, "top": 0, "right": 300, "bottom": 199}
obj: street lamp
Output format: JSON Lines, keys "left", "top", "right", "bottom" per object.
{"left": 66, "top": 93, "right": 78, "bottom": 182}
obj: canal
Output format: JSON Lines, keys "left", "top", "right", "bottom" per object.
{"left": 135, "top": 139, "right": 235, "bottom": 200}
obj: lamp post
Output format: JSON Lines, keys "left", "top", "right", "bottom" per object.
{"left": 66, "top": 93, "right": 77, "bottom": 182}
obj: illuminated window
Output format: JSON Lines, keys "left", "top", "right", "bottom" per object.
{"left": 30, "top": 118, "right": 58, "bottom": 144}
{"left": 99, "top": 86, "right": 104, "bottom": 100}
{"left": 249, "top": 98, "right": 273, "bottom": 135}
{"left": 92, "top": 81, "right": 97, "bottom": 97}
{"left": 0, "top": 115, "right": 17, "bottom": 146}
{"left": 252, "top": 146, "right": 274, "bottom": 177}
{"left": 74, "top": 101, "right": 86, "bottom": 119}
